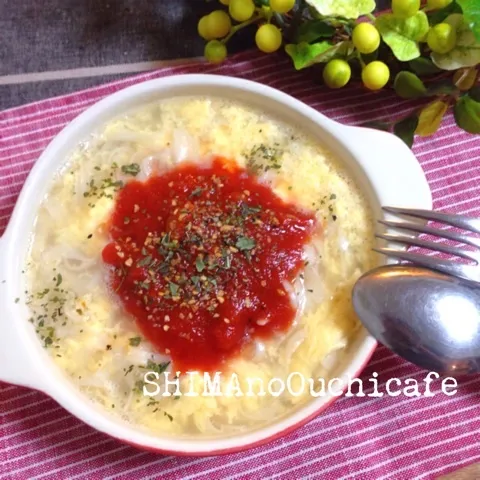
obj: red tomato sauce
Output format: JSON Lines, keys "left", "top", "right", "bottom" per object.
{"left": 102, "top": 158, "right": 317, "bottom": 372}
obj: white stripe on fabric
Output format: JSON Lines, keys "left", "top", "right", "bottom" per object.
{"left": 432, "top": 175, "right": 480, "bottom": 193}
{"left": 3, "top": 429, "right": 110, "bottom": 465}
{"left": 0, "top": 386, "right": 17, "bottom": 392}
{"left": 414, "top": 455, "right": 480, "bottom": 480}
{"left": 8, "top": 439, "right": 119, "bottom": 476}
{"left": 3, "top": 423, "right": 85, "bottom": 452}
{"left": 2, "top": 408, "right": 66, "bottom": 436}
{"left": 68, "top": 451, "right": 158, "bottom": 480}
{"left": 216, "top": 401, "right": 480, "bottom": 480}
{"left": 0, "top": 98, "right": 102, "bottom": 127}
{"left": 0, "top": 147, "right": 44, "bottom": 163}
{"left": 0, "top": 397, "right": 52, "bottom": 417}
{"left": 2, "top": 414, "right": 72, "bottom": 441}
{"left": 419, "top": 143, "right": 480, "bottom": 166}
{"left": 427, "top": 160, "right": 480, "bottom": 180}
{"left": 103, "top": 456, "right": 203, "bottom": 480}
{"left": 0, "top": 391, "right": 39, "bottom": 407}
{"left": 433, "top": 184, "right": 479, "bottom": 201}
{"left": 0, "top": 157, "right": 37, "bottom": 173}
{"left": 440, "top": 195, "right": 480, "bottom": 210}
{"left": 0, "top": 186, "right": 28, "bottom": 201}
{"left": 373, "top": 441, "right": 480, "bottom": 480}
{"left": 364, "top": 352, "right": 398, "bottom": 368}
{"left": 416, "top": 135, "right": 479, "bottom": 159}
{"left": 461, "top": 204, "right": 480, "bottom": 215}
{"left": 268, "top": 420, "right": 480, "bottom": 480}
{"left": 1, "top": 123, "right": 70, "bottom": 143}
{"left": 26, "top": 444, "right": 130, "bottom": 479}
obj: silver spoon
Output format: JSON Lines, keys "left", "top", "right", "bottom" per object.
{"left": 352, "top": 264, "right": 480, "bottom": 375}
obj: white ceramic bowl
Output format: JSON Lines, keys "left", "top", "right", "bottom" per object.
{"left": 0, "top": 74, "right": 432, "bottom": 455}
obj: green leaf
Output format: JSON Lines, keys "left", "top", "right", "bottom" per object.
{"left": 431, "top": 14, "right": 480, "bottom": 70}
{"left": 394, "top": 71, "right": 427, "bottom": 99}
{"left": 394, "top": 115, "right": 419, "bottom": 148}
{"left": 375, "top": 11, "right": 430, "bottom": 61}
{"left": 427, "top": 2, "right": 462, "bottom": 25}
{"left": 285, "top": 42, "right": 333, "bottom": 69}
{"left": 305, "top": 0, "right": 375, "bottom": 19}
{"left": 454, "top": 95, "right": 480, "bottom": 134}
{"left": 469, "top": 86, "right": 480, "bottom": 102}
{"left": 295, "top": 20, "right": 335, "bottom": 44}
{"left": 408, "top": 57, "right": 442, "bottom": 76}
{"left": 425, "top": 80, "right": 456, "bottom": 96}
{"left": 457, "top": 0, "right": 480, "bottom": 41}
{"left": 285, "top": 41, "right": 354, "bottom": 70}
{"left": 415, "top": 100, "right": 449, "bottom": 136}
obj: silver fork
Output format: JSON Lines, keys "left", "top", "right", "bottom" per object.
{"left": 374, "top": 206, "right": 480, "bottom": 284}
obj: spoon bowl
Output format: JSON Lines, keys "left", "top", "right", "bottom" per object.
{"left": 352, "top": 265, "right": 480, "bottom": 375}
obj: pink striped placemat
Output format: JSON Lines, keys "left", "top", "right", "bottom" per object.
{"left": 1, "top": 49, "right": 479, "bottom": 480}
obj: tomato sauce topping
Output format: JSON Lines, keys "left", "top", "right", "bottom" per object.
{"left": 102, "top": 158, "right": 316, "bottom": 372}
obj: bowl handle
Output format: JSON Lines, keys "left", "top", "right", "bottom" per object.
{"left": 0, "top": 234, "right": 44, "bottom": 391}
{"left": 340, "top": 125, "right": 433, "bottom": 211}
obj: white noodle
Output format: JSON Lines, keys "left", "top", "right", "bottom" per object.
{"left": 282, "top": 279, "right": 298, "bottom": 309}
{"left": 282, "top": 328, "right": 306, "bottom": 364}
{"left": 44, "top": 196, "right": 67, "bottom": 221}
{"left": 137, "top": 155, "right": 156, "bottom": 181}
{"left": 105, "top": 130, "right": 161, "bottom": 146}
{"left": 62, "top": 249, "right": 97, "bottom": 272}
{"left": 321, "top": 347, "right": 346, "bottom": 372}
{"left": 172, "top": 128, "right": 199, "bottom": 163}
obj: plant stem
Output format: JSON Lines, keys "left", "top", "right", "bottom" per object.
{"left": 366, "top": 13, "right": 376, "bottom": 21}
{"left": 265, "top": 7, "right": 273, "bottom": 23}
{"left": 357, "top": 51, "right": 366, "bottom": 68}
{"left": 222, "top": 15, "right": 264, "bottom": 43}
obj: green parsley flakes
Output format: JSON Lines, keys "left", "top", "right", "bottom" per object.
{"left": 121, "top": 163, "right": 141, "bottom": 176}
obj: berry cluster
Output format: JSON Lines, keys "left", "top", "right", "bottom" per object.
{"left": 199, "top": 0, "right": 295, "bottom": 63}
{"left": 197, "top": 0, "right": 480, "bottom": 146}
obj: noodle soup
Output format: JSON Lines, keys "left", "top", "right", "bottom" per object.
{"left": 25, "top": 96, "right": 376, "bottom": 436}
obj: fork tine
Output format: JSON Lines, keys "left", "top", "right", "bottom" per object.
{"left": 378, "top": 219, "right": 480, "bottom": 249}
{"left": 373, "top": 247, "right": 475, "bottom": 280}
{"left": 375, "top": 233, "right": 478, "bottom": 263}
{"left": 382, "top": 206, "right": 480, "bottom": 235}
